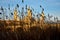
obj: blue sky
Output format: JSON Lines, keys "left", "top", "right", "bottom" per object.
{"left": 0, "top": 0, "right": 60, "bottom": 20}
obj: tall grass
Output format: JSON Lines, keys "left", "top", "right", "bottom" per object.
{"left": 0, "top": 26, "right": 60, "bottom": 40}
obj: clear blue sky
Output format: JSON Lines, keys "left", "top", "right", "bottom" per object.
{"left": 0, "top": 0, "right": 60, "bottom": 20}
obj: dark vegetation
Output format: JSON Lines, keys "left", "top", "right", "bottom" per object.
{"left": 0, "top": 25, "right": 60, "bottom": 40}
